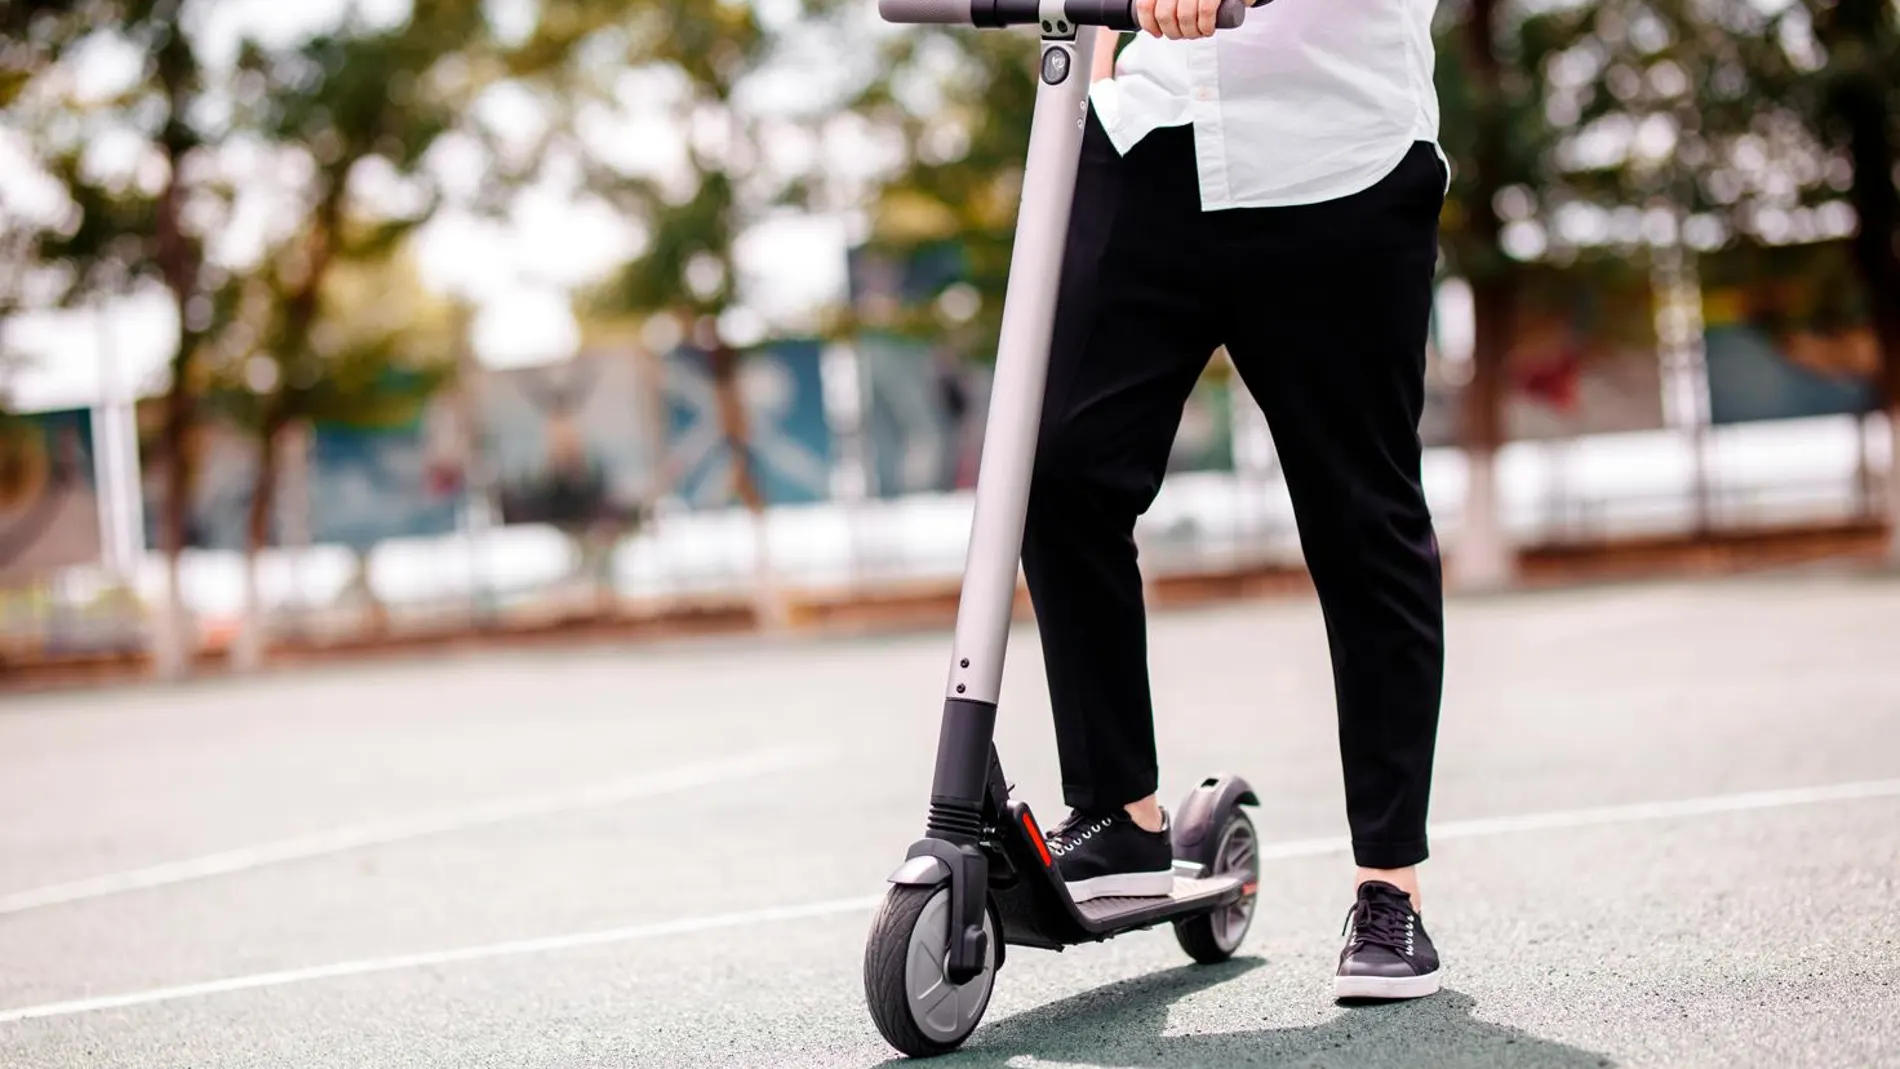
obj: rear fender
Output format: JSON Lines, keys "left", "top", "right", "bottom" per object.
{"left": 1171, "top": 774, "right": 1259, "bottom": 873}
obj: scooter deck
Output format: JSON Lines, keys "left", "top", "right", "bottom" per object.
{"left": 1074, "top": 874, "right": 1243, "bottom": 929}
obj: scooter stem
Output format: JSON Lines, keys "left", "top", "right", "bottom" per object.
{"left": 919, "top": 27, "right": 1097, "bottom": 985}
{"left": 943, "top": 29, "right": 1096, "bottom": 709}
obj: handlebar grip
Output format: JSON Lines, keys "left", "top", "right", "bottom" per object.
{"left": 1072, "top": 0, "right": 1248, "bottom": 31}
{"left": 879, "top": 0, "right": 1249, "bottom": 28}
{"left": 878, "top": 0, "right": 975, "bottom": 23}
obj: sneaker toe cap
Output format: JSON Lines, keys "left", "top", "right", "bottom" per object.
{"left": 1339, "top": 950, "right": 1422, "bottom": 979}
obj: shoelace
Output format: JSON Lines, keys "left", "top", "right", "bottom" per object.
{"left": 1046, "top": 811, "right": 1114, "bottom": 858}
{"left": 1341, "top": 887, "right": 1419, "bottom": 957}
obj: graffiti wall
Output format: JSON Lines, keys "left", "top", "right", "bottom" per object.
{"left": 0, "top": 408, "right": 102, "bottom": 582}
{"left": 138, "top": 403, "right": 259, "bottom": 552}
{"left": 477, "top": 350, "right": 654, "bottom": 530}
{"left": 307, "top": 399, "right": 465, "bottom": 551}
{"left": 857, "top": 333, "right": 989, "bottom": 497}
{"left": 1700, "top": 240, "right": 1881, "bottom": 425}
{"left": 1421, "top": 266, "right": 1665, "bottom": 447}
{"left": 662, "top": 339, "right": 833, "bottom": 510}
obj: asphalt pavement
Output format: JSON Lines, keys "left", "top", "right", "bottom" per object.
{"left": 1, "top": 572, "right": 1896, "bottom": 1068}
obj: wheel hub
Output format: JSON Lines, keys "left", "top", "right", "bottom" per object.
{"left": 905, "top": 889, "right": 997, "bottom": 1043}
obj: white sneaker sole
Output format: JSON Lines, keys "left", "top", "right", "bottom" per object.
{"left": 1334, "top": 969, "right": 1442, "bottom": 1000}
{"left": 1063, "top": 870, "right": 1174, "bottom": 904}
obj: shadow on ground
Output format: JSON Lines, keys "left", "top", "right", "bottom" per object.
{"left": 880, "top": 960, "right": 1614, "bottom": 1069}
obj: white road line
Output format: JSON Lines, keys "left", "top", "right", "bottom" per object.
{"left": 1255, "top": 777, "right": 1900, "bottom": 862}
{"left": 2, "top": 775, "right": 1896, "bottom": 1026}
{"left": 0, "top": 895, "right": 885, "bottom": 1025}
{"left": 1430, "top": 778, "right": 1900, "bottom": 842}
{"left": 0, "top": 746, "right": 828, "bottom": 917}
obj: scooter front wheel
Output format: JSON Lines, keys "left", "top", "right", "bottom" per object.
{"left": 863, "top": 884, "right": 998, "bottom": 1057}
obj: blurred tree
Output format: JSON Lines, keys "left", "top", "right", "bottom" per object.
{"left": 847, "top": 29, "right": 1038, "bottom": 358}
{"left": 1431, "top": 0, "right": 1600, "bottom": 588}
{"left": 573, "top": 0, "right": 855, "bottom": 629}
{"left": 1440, "top": 0, "right": 1522, "bottom": 589}
{"left": 197, "top": 2, "right": 484, "bottom": 669}
{"left": 201, "top": 248, "right": 456, "bottom": 669}
{"left": 1, "top": 0, "right": 232, "bottom": 676}
{"left": 208, "top": 0, "right": 671, "bottom": 663}
{"left": 1811, "top": 0, "right": 1900, "bottom": 560}
{"left": 1573, "top": 0, "right": 1897, "bottom": 552}
{"left": 3, "top": 0, "right": 638, "bottom": 669}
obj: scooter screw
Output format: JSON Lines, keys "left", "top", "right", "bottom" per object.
{"left": 956, "top": 684, "right": 967, "bottom": 693}
{"left": 960, "top": 659, "right": 970, "bottom": 668}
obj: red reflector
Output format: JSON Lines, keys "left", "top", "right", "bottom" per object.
{"left": 1241, "top": 881, "right": 1259, "bottom": 896}
{"left": 1023, "top": 812, "right": 1052, "bottom": 867}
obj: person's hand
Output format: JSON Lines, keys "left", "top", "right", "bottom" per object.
{"left": 1133, "top": 0, "right": 1222, "bottom": 39}
{"left": 1091, "top": 26, "right": 1118, "bottom": 82}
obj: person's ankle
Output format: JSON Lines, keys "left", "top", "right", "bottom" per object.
{"left": 1123, "top": 795, "right": 1164, "bottom": 834}
{"left": 1355, "top": 866, "right": 1421, "bottom": 912}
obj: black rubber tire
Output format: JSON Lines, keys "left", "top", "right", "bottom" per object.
{"left": 863, "top": 885, "right": 996, "bottom": 1058}
{"left": 1174, "top": 903, "right": 1242, "bottom": 964}
{"left": 1173, "top": 811, "right": 1259, "bottom": 964}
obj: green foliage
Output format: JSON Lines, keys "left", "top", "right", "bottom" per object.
{"left": 582, "top": 0, "right": 769, "bottom": 326}
{"left": 565, "top": 0, "right": 868, "bottom": 335}
{"left": 848, "top": 29, "right": 1038, "bottom": 360}
{"left": 2, "top": 0, "right": 622, "bottom": 432}
{"left": 1434, "top": 1, "right": 1593, "bottom": 280}
{"left": 8, "top": 0, "right": 1893, "bottom": 450}
{"left": 1554, "top": 0, "right": 1894, "bottom": 243}
{"left": 214, "top": 4, "right": 493, "bottom": 440}
{"left": 200, "top": 247, "right": 461, "bottom": 438}
{"left": 1, "top": 1, "right": 214, "bottom": 308}
{"left": 202, "top": 345, "right": 453, "bottom": 435}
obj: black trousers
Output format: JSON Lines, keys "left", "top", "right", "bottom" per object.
{"left": 1021, "top": 116, "right": 1447, "bottom": 871}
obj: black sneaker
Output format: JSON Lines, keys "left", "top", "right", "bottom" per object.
{"left": 1046, "top": 808, "right": 1174, "bottom": 904}
{"left": 1334, "top": 880, "right": 1442, "bottom": 1000}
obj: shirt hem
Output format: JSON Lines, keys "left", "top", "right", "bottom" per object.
{"left": 1198, "top": 134, "right": 1441, "bottom": 211}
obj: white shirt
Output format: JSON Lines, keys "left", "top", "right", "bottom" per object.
{"left": 1088, "top": 0, "right": 1444, "bottom": 211}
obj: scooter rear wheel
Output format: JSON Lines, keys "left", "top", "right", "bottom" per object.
{"left": 1173, "top": 810, "right": 1260, "bottom": 964}
{"left": 864, "top": 884, "right": 999, "bottom": 1057}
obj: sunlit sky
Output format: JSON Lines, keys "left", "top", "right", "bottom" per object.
{"left": 0, "top": 0, "right": 865, "bottom": 412}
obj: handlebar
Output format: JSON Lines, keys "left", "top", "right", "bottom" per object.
{"left": 877, "top": 0, "right": 1249, "bottom": 31}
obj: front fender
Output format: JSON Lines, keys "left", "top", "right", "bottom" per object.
{"left": 886, "top": 855, "right": 953, "bottom": 886}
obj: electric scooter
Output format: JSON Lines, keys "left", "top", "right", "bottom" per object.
{"left": 862, "top": 0, "right": 1260, "bottom": 1057}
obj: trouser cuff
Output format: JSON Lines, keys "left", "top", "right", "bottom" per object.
{"left": 1062, "top": 773, "right": 1159, "bottom": 815}
{"left": 1352, "top": 839, "right": 1429, "bottom": 870}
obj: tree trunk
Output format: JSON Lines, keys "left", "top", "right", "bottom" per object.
{"left": 703, "top": 323, "right": 790, "bottom": 630}
{"left": 450, "top": 308, "right": 498, "bottom": 626}
{"left": 235, "top": 182, "right": 343, "bottom": 653}
{"left": 1452, "top": 0, "right": 1519, "bottom": 592}
{"left": 1829, "top": 3, "right": 1900, "bottom": 562}
{"left": 350, "top": 547, "right": 389, "bottom": 636}
{"left": 585, "top": 529, "right": 619, "bottom": 617}
{"left": 1459, "top": 280, "right": 1516, "bottom": 591}
{"left": 1887, "top": 403, "right": 1900, "bottom": 569}
{"left": 153, "top": 364, "right": 194, "bottom": 679}
{"left": 232, "top": 417, "right": 283, "bottom": 672}
{"left": 150, "top": 3, "right": 201, "bottom": 680}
